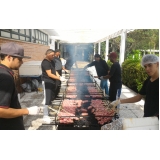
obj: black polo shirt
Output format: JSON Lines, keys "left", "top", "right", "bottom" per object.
{"left": 139, "top": 77, "right": 159, "bottom": 117}
{"left": 109, "top": 62, "right": 122, "bottom": 86}
{"left": 0, "top": 64, "right": 25, "bottom": 130}
{"left": 41, "top": 59, "right": 56, "bottom": 84}
{"left": 87, "top": 59, "right": 110, "bottom": 77}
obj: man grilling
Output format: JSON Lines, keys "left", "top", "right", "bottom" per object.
{"left": 99, "top": 52, "right": 122, "bottom": 102}
{"left": 41, "top": 49, "right": 67, "bottom": 123}
{"left": 52, "top": 49, "right": 69, "bottom": 98}
{"left": 84, "top": 53, "right": 110, "bottom": 97}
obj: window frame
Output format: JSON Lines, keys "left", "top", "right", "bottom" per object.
{"left": 0, "top": 29, "right": 48, "bottom": 45}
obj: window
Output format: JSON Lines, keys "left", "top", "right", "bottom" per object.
{"left": 0, "top": 29, "right": 48, "bottom": 45}
{"left": 12, "top": 34, "right": 19, "bottom": 39}
{"left": 12, "top": 29, "right": 19, "bottom": 33}
{"left": 32, "top": 29, "right": 48, "bottom": 45}
{"left": 20, "top": 36, "right": 25, "bottom": 40}
{"left": 26, "top": 37, "right": 30, "bottom": 42}
{"left": 20, "top": 29, "right": 25, "bottom": 34}
{"left": 25, "top": 29, "right": 30, "bottom": 36}
{"left": 36, "top": 30, "right": 38, "bottom": 39}
{"left": 32, "top": 29, "right": 35, "bottom": 36}
{"left": 39, "top": 32, "right": 41, "bottom": 40}
{"left": 1, "top": 31, "right": 10, "bottom": 38}
{"left": 0, "top": 29, "right": 31, "bottom": 42}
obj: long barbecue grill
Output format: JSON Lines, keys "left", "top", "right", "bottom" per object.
{"left": 43, "top": 68, "right": 118, "bottom": 130}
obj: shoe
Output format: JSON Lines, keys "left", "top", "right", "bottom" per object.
{"left": 42, "top": 116, "right": 53, "bottom": 124}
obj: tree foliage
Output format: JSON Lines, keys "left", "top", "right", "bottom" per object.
{"left": 95, "top": 29, "right": 159, "bottom": 60}
{"left": 126, "top": 29, "right": 159, "bottom": 58}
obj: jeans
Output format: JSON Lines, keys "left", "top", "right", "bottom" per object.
{"left": 100, "top": 79, "right": 109, "bottom": 95}
{"left": 116, "top": 88, "right": 122, "bottom": 109}
{"left": 116, "top": 88, "right": 121, "bottom": 98}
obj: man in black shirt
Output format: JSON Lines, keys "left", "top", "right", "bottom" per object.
{"left": 110, "top": 54, "right": 159, "bottom": 118}
{"left": 41, "top": 49, "right": 66, "bottom": 123}
{"left": 0, "top": 42, "right": 40, "bottom": 130}
{"left": 52, "top": 49, "right": 68, "bottom": 98}
{"left": 84, "top": 54, "right": 110, "bottom": 96}
{"left": 53, "top": 49, "right": 63, "bottom": 76}
{"left": 99, "top": 52, "right": 122, "bottom": 101}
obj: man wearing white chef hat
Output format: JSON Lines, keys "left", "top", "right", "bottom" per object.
{"left": 110, "top": 54, "right": 159, "bottom": 118}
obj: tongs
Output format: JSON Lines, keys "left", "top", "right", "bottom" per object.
{"left": 48, "top": 106, "right": 58, "bottom": 113}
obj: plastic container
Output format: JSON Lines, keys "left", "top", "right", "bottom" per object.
{"left": 122, "top": 117, "right": 159, "bottom": 130}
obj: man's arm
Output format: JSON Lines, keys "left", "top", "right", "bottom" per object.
{"left": 100, "top": 62, "right": 115, "bottom": 79}
{"left": 94, "top": 75, "right": 111, "bottom": 79}
{"left": 101, "top": 75, "right": 111, "bottom": 79}
{"left": 109, "top": 94, "right": 143, "bottom": 108}
{"left": 120, "top": 94, "right": 143, "bottom": 103}
{"left": 0, "top": 107, "right": 29, "bottom": 118}
{"left": 56, "top": 71, "right": 60, "bottom": 77}
{"left": 83, "top": 61, "right": 95, "bottom": 70}
{"left": 95, "top": 61, "right": 110, "bottom": 79}
{"left": 62, "top": 66, "right": 70, "bottom": 73}
{"left": 46, "top": 70, "right": 60, "bottom": 80}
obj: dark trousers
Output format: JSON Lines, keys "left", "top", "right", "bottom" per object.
{"left": 43, "top": 81, "right": 56, "bottom": 105}
{"left": 55, "top": 70, "right": 62, "bottom": 97}
{"left": 109, "top": 82, "right": 122, "bottom": 101}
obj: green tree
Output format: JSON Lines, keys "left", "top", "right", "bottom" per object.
{"left": 126, "top": 29, "right": 159, "bottom": 57}
{"left": 95, "top": 29, "right": 159, "bottom": 61}
{"left": 109, "top": 36, "right": 121, "bottom": 53}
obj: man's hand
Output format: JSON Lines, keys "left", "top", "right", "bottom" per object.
{"left": 109, "top": 100, "right": 121, "bottom": 108}
{"left": 27, "top": 106, "right": 40, "bottom": 115}
{"left": 65, "top": 70, "right": 70, "bottom": 73}
{"left": 100, "top": 76, "right": 103, "bottom": 80}
{"left": 60, "top": 76, "right": 67, "bottom": 82}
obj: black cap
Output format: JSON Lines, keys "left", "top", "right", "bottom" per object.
{"left": 0, "top": 42, "right": 31, "bottom": 59}
{"left": 94, "top": 53, "right": 101, "bottom": 58}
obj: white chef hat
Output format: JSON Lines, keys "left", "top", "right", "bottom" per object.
{"left": 141, "top": 54, "right": 159, "bottom": 67}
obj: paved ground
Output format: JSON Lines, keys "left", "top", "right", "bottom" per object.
{"left": 20, "top": 61, "right": 145, "bottom": 130}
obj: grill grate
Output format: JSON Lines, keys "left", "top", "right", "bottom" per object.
{"left": 43, "top": 68, "right": 118, "bottom": 130}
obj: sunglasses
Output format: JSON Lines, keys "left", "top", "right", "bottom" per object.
{"left": 11, "top": 56, "right": 23, "bottom": 61}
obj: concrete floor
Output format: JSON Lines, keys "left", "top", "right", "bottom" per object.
{"left": 20, "top": 61, "right": 145, "bottom": 130}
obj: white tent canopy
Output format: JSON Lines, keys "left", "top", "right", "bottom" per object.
{"left": 42, "top": 29, "right": 133, "bottom": 65}
{"left": 43, "top": 29, "right": 122, "bottom": 43}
